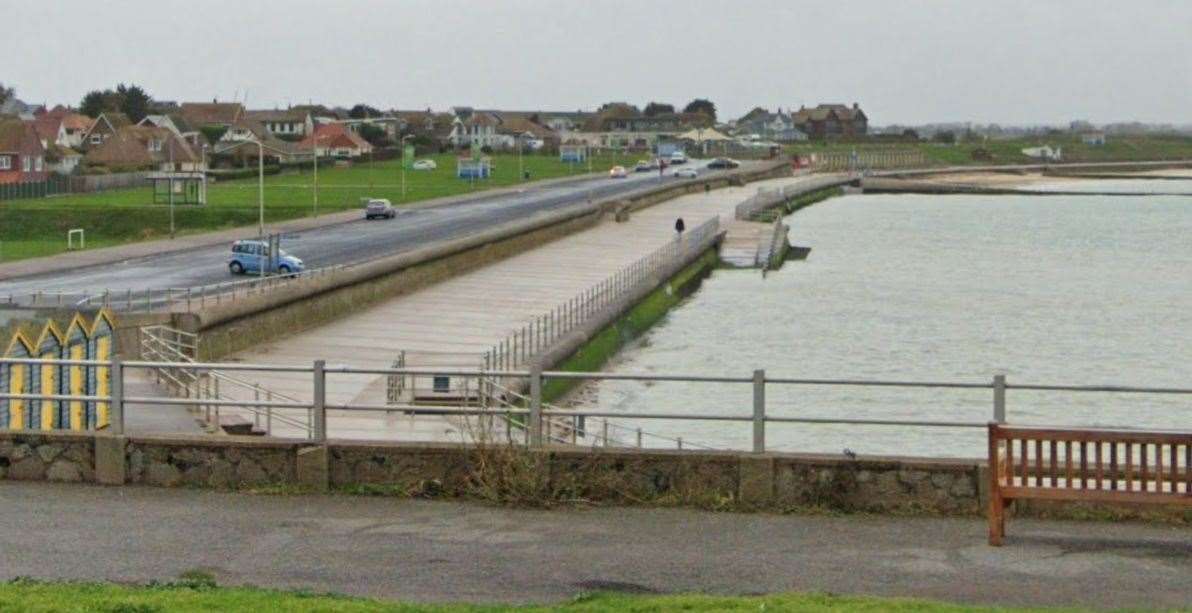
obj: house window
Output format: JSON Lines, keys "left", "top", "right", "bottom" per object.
{"left": 433, "top": 376, "right": 450, "bottom": 393}
{"left": 91, "top": 134, "right": 102, "bottom": 145}
{"left": 0, "top": 156, "right": 9, "bottom": 170}
{"left": 23, "top": 156, "right": 31, "bottom": 172}
{"left": 35, "top": 157, "right": 43, "bottom": 172}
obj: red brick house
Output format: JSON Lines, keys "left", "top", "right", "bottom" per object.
{"left": 0, "top": 119, "right": 48, "bottom": 184}
{"left": 792, "top": 103, "right": 868, "bottom": 139}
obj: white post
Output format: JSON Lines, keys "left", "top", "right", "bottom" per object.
{"left": 752, "top": 369, "right": 766, "bottom": 453}
{"left": 313, "top": 360, "right": 327, "bottom": 442}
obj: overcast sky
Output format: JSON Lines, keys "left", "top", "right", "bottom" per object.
{"left": 6, "top": 0, "right": 1190, "bottom": 125}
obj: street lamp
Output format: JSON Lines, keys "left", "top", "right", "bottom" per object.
{"left": 257, "top": 138, "right": 265, "bottom": 239}
{"left": 312, "top": 131, "right": 319, "bottom": 218}
{"left": 401, "top": 134, "right": 414, "bottom": 199}
{"left": 168, "top": 139, "right": 175, "bottom": 239}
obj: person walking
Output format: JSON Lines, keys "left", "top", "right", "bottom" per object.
{"left": 674, "top": 217, "right": 685, "bottom": 237}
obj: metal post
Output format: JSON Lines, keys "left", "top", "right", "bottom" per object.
{"left": 313, "top": 360, "right": 327, "bottom": 442}
{"left": 993, "top": 374, "right": 1006, "bottom": 423}
{"left": 602, "top": 420, "right": 609, "bottom": 447}
{"left": 636, "top": 428, "right": 643, "bottom": 448}
{"left": 529, "top": 364, "right": 543, "bottom": 447}
{"left": 752, "top": 369, "right": 765, "bottom": 453}
{"left": 110, "top": 357, "right": 124, "bottom": 435}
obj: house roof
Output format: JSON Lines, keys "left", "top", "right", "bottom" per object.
{"left": 0, "top": 119, "right": 42, "bottom": 154}
{"left": 495, "top": 117, "right": 557, "bottom": 139}
{"left": 180, "top": 102, "right": 245, "bottom": 126}
{"left": 245, "top": 109, "right": 310, "bottom": 123}
{"left": 792, "top": 104, "right": 866, "bottom": 123}
{"left": 297, "top": 123, "right": 372, "bottom": 151}
{"left": 32, "top": 116, "right": 63, "bottom": 143}
{"left": 61, "top": 113, "right": 93, "bottom": 132}
{"left": 84, "top": 125, "right": 197, "bottom": 168}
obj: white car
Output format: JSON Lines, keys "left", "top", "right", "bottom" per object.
{"left": 609, "top": 165, "right": 628, "bottom": 179}
{"left": 672, "top": 167, "right": 698, "bottom": 178}
{"left": 670, "top": 151, "right": 688, "bottom": 165}
{"left": 412, "top": 159, "right": 437, "bottom": 170}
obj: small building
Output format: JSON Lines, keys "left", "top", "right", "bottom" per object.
{"left": 297, "top": 123, "right": 373, "bottom": 159}
{"left": 245, "top": 109, "right": 314, "bottom": 138}
{"left": 1021, "top": 145, "right": 1063, "bottom": 161}
{"left": 792, "top": 103, "right": 868, "bottom": 139}
{"left": 1080, "top": 131, "right": 1106, "bottom": 146}
{"left": 0, "top": 118, "right": 48, "bottom": 184}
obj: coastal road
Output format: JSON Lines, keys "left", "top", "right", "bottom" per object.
{"left": 0, "top": 164, "right": 718, "bottom": 298}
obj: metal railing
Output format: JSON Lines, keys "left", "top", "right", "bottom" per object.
{"left": 4, "top": 356, "right": 1189, "bottom": 455}
{"left": 482, "top": 216, "right": 720, "bottom": 374}
{"left": 4, "top": 265, "right": 346, "bottom": 313}
{"left": 734, "top": 174, "right": 848, "bottom": 221}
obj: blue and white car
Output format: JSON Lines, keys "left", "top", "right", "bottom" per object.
{"left": 228, "top": 239, "right": 305, "bottom": 275}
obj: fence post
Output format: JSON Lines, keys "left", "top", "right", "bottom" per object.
{"left": 313, "top": 360, "right": 327, "bottom": 442}
{"left": 993, "top": 374, "right": 1006, "bottom": 423}
{"left": 752, "top": 368, "right": 765, "bottom": 453}
{"left": 110, "top": 357, "right": 125, "bottom": 435}
{"left": 529, "top": 364, "right": 543, "bottom": 448}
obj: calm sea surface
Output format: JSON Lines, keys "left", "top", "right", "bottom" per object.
{"left": 585, "top": 180, "right": 1192, "bottom": 457}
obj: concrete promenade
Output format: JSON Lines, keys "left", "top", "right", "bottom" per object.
{"left": 0, "top": 482, "right": 1188, "bottom": 608}
{"left": 217, "top": 174, "right": 823, "bottom": 440}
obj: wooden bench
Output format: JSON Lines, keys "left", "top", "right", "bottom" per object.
{"left": 988, "top": 424, "right": 1192, "bottom": 546}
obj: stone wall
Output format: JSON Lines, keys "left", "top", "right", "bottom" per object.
{"left": 0, "top": 431, "right": 95, "bottom": 483}
{"left": 126, "top": 436, "right": 298, "bottom": 488}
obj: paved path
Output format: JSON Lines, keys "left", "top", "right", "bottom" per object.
{"left": 0, "top": 482, "right": 1188, "bottom": 608}
{"left": 217, "top": 174, "right": 821, "bottom": 441}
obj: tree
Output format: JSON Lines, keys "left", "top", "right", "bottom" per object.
{"left": 81, "top": 90, "right": 115, "bottom": 117}
{"left": 643, "top": 102, "right": 675, "bottom": 117}
{"left": 901, "top": 128, "right": 920, "bottom": 141}
{"left": 200, "top": 125, "right": 229, "bottom": 145}
{"left": 116, "top": 83, "right": 152, "bottom": 122}
{"left": 349, "top": 104, "right": 382, "bottom": 119}
{"left": 683, "top": 98, "right": 717, "bottom": 122}
{"left": 932, "top": 130, "right": 956, "bottom": 144}
{"left": 357, "top": 123, "right": 390, "bottom": 147}
{"left": 0, "top": 82, "right": 13, "bottom": 106}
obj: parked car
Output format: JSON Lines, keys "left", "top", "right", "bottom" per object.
{"left": 228, "top": 240, "right": 305, "bottom": 276}
{"left": 609, "top": 165, "right": 628, "bottom": 179}
{"left": 706, "top": 157, "right": 740, "bottom": 169}
{"left": 412, "top": 159, "right": 437, "bottom": 170}
{"left": 670, "top": 151, "right": 688, "bottom": 165}
{"left": 364, "top": 198, "right": 396, "bottom": 220}
{"left": 673, "top": 167, "right": 698, "bottom": 178}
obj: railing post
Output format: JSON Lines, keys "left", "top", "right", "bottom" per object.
{"left": 313, "top": 360, "right": 327, "bottom": 442}
{"left": 110, "top": 357, "right": 124, "bottom": 435}
{"left": 993, "top": 374, "right": 1006, "bottom": 423}
{"left": 752, "top": 368, "right": 765, "bottom": 453}
{"left": 529, "top": 364, "right": 543, "bottom": 448}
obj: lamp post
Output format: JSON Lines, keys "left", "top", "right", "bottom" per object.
{"left": 312, "top": 131, "right": 319, "bottom": 217}
{"left": 517, "top": 133, "right": 524, "bottom": 182}
{"left": 257, "top": 138, "right": 265, "bottom": 239}
{"left": 168, "top": 140, "right": 175, "bottom": 239}
{"left": 401, "top": 133, "right": 414, "bottom": 199}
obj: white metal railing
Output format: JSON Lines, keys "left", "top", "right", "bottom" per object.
{"left": 4, "top": 265, "right": 346, "bottom": 313}
{"left": 5, "top": 356, "right": 1189, "bottom": 455}
{"left": 482, "top": 216, "right": 720, "bottom": 374}
{"left": 140, "top": 326, "right": 311, "bottom": 437}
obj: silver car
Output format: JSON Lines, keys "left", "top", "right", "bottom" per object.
{"left": 364, "top": 198, "right": 396, "bottom": 220}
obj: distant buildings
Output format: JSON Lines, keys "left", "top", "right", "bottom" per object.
{"left": 735, "top": 107, "right": 807, "bottom": 141}
{"left": 0, "top": 118, "right": 47, "bottom": 183}
{"left": 792, "top": 103, "right": 868, "bottom": 139}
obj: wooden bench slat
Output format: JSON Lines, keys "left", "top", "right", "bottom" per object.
{"left": 1001, "top": 486, "right": 1192, "bottom": 506}
{"left": 1110, "top": 442, "right": 1118, "bottom": 491}
{"left": 1125, "top": 443, "right": 1133, "bottom": 492}
{"left": 993, "top": 426, "right": 1192, "bottom": 444}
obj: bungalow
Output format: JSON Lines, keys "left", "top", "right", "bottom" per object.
{"left": 1080, "top": 131, "right": 1106, "bottom": 146}
{"left": 245, "top": 109, "right": 313, "bottom": 138}
{"left": 211, "top": 118, "right": 311, "bottom": 165}
{"left": 80, "top": 112, "right": 132, "bottom": 149}
{"left": 179, "top": 101, "right": 245, "bottom": 130}
{"left": 297, "top": 123, "right": 373, "bottom": 159}
{"left": 792, "top": 103, "right": 868, "bottom": 139}
{"left": 83, "top": 125, "right": 201, "bottom": 172}
{"left": 0, "top": 119, "right": 48, "bottom": 184}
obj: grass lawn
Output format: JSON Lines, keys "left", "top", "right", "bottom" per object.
{"left": 788, "top": 134, "right": 1192, "bottom": 167}
{"left": 0, "top": 151, "right": 647, "bottom": 263}
{"left": 0, "top": 579, "right": 1152, "bottom": 612}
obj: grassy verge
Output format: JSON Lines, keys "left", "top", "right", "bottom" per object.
{"left": 787, "top": 134, "right": 1192, "bottom": 167}
{"left": 541, "top": 249, "right": 718, "bottom": 404}
{"left": 0, "top": 151, "right": 641, "bottom": 263}
{"left": 1, "top": 578, "right": 1149, "bottom": 612}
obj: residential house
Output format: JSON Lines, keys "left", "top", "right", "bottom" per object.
{"left": 792, "top": 103, "right": 868, "bottom": 139}
{"left": 567, "top": 106, "right": 711, "bottom": 149}
{"left": 447, "top": 110, "right": 560, "bottom": 150}
{"left": 1080, "top": 131, "right": 1106, "bottom": 146}
{"left": 83, "top": 125, "right": 201, "bottom": 172}
{"left": 138, "top": 113, "right": 204, "bottom": 150}
{"left": 736, "top": 107, "right": 807, "bottom": 142}
{"left": 297, "top": 123, "right": 373, "bottom": 159}
{"left": 80, "top": 112, "right": 132, "bottom": 149}
{"left": 394, "top": 109, "right": 455, "bottom": 146}
{"left": 211, "top": 118, "right": 311, "bottom": 165}
{"left": 0, "top": 119, "right": 48, "bottom": 183}
{"left": 245, "top": 109, "right": 314, "bottom": 139}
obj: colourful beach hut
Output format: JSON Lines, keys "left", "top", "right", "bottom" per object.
{"left": 88, "top": 310, "right": 116, "bottom": 429}
{"left": 31, "top": 322, "right": 65, "bottom": 430}
{"left": 1, "top": 333, "right": 35, "bottom": 430}
{"left": 63, "top": 314, "right": 90, "bottom": 431}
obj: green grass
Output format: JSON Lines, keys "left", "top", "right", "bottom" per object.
{"left": 0, "top": 151, "right": 646, "bottom": 263}
{"left": 788, "top": 134, "right": 1192, "bottom": 167}
{"left": 0, "top": 579, "right": 1157, "bottom": 612}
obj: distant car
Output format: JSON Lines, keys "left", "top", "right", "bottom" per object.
{"left": 673, "top": 167, "right": 698, "bottom": 178}
{"left": 609, "top": 165, "right": 628, "bottom": 179}
{"left": 633, "top": 159, "right": 656, "bottom": 172}
{"left": 706, "top": 157, "right": 740, "bottom": 169}
{"left": 412, "top": 159, "right": 437, "bottom": 170}
{"left": 364, "top": 198, "right": 396, "bottom": 220}
{"left": 670, "top": 151, "right": 688, "bottom": 165}
{"left": 228, "top": 240, "right": 304, "bottom": 276}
